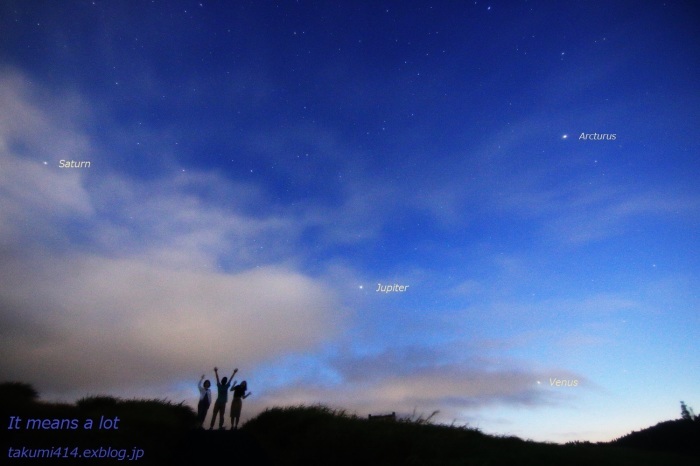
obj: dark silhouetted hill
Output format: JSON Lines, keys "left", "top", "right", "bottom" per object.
{"left": 240, "top": 405, "right": 695, "bottom": 466}
{"left": 611, "top": 418, "right": 700, "bottom": 457}
{"left": 2, "top": 382, "right": 697, "bottom": 466}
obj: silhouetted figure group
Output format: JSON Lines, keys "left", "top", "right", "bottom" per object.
{"left": 197, "top": 367, "right": 252, "bottom": 430}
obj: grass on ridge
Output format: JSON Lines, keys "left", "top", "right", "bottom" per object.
{"left": 240, "top": 404, "right": 693, "bottom": 466}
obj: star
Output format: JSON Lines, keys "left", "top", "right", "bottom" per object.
{"left": 358, "top": 285, "right": 364, "bottom": 290}
{"left": 561, "top": 134, "right": 568, "bottom": 139}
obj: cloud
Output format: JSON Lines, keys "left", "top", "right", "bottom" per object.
{"left": 0, "top": 68, "right": 91, "bottom": 162}
{"left": 0, "top": 152, "right": 94, "bottom": 247}
{"left": 545, "top": 187, "right": 699, "bottom": 244}
{"left": 490, "top": 167, "right": 699, "bottom": 244}
{"left": 0, "top": 251, "right": 342, "bottom": 395}
{"left": 0, "top": 69, "right": 344, "bottom": 398}
{"left": 84, "top": 170, "right": 311, "bottom": 271}
{"left": 0, "top": 71, "right": 94, "bottom": 247}
{"left": 252, "top": 348, "right": 585, "bottom": 425}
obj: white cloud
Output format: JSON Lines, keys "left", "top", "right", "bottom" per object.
{"left": 0, "top": 252, "right": 341, "bottom": 395}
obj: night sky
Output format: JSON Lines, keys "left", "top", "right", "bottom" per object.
{"left": 1, "top": 1, "right": 699, "bottom": 442}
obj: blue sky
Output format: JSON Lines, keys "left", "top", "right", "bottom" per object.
{"left": 1, "top": 1, "right": 699, "bottom": 442}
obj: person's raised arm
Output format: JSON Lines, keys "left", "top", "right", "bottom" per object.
{"left": 229, "top": 368, "right": 238, "bottom": 383}
{"left": 214, "top": 367, "right": 220, "bottom": 385}
{"left": 243, "top": 391, "right": 252, "bottom": 399}
{"left": 198, "top": 374, "right": 205, "bottom": 390}
{"left": 230, "top": 380, "right": 238, "bottom": 391}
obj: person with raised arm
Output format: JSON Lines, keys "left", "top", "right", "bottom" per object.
{"left": 196, "top": 374, "right": 211, "bottom": 429}
{"left": 209, "top": 366, "right": 237, "bottom": 430}
{"left": 230, "top": 380, "right": 252, "bottom": 430}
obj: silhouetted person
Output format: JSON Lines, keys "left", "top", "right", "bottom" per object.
{"left": 230, "top": 380, "right": 251, "bottom": 430}
{"left": 209, "top": 367, "right": 237, "bottom": 430}
{"left": 196, "top": 375, "right": 211, "bottom": 429}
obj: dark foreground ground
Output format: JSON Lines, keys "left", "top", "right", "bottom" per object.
{"left": 239, "top": 406, "right": 698, "bottom": 466}
{"left": 1, "top": 383, "right": 698, "bottom": 465}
